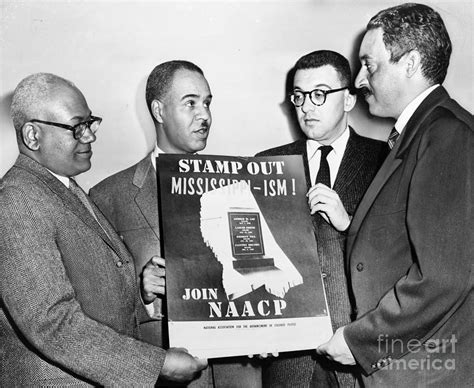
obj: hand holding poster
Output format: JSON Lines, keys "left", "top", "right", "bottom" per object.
{"left": 157, "top": 154, "right": 332, "bottom": 358}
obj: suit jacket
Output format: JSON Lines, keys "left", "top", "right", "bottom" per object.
{"left": 90, "top": 154, "right": 262, "bottom": 388}
{"left": 90, "top": 155, "right": 164, "bottom": 346}
{"left": 257, "top": 127, "right": 388, "bottom": 387}
{"left": 0, "top": 154, "right": 165, "bottom": 387}
{"left": 344, "top": 86, "right": 473, "bottom": 387}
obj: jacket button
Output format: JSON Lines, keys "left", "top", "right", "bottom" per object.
{"left": 116, "top": 261, "right": 123, "bottom": 268}
{"left": 356, "top": 263, "right": 364, "bottom": 271}
{"left": 321, "top": 272, "right": 327, "bottom": 279}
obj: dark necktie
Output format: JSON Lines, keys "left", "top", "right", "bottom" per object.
{"left": 316, "top": 145, "right": 333, "bottom": 187}
{"left": 387, "top": 127, "right": 400, "bottom": 149}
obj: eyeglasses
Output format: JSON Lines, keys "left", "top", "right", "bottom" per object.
{"left": 289, "top": 86, "right": 349, "bottom": 107}
{"left": 30, "top": 116, "right": 102, "bottom": 140}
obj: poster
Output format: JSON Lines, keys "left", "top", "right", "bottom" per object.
{"left": 157, "top": 154, "right": 332, "bottom": 358}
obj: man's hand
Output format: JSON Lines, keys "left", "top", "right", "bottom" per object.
{"left": 307, "top": 183, "right": 351, "bottom": 231}
{"left": 160, "top": 348, "right": 208, "bottom": 383}
{"left": 316, "top": 327, "right": 356, "bottom": 365}
{"left": 141, "top": 256, "right": 165, "bottom": 304}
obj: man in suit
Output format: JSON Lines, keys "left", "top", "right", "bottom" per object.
{"left": 316, "top": 4, "right": 473, "bottom": 387}
{"left": 0, "top": 73, "right": 207, "bottom": 386}
{"left": 90, "top": 60, "right": 262, "bottom": 387}
{"left": 256, "top": 50, "right": 388, "bottom": 387}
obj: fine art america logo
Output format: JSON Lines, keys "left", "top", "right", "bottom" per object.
{"left": 377, "top": 334, "right": 457, "bottom": 371}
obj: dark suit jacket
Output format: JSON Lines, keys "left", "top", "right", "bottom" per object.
{"left": 257, "top": 127, "right": 388, "bottom": 387}
{"left": 0, "top": 154, "right": 165, "bottom": 387}
{"left": 344, "top": 87, "right": 473, "bottom": 387}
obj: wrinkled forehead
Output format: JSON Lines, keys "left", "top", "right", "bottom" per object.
{"left": 41, "top": 84, "right": 90, "bottom": 120}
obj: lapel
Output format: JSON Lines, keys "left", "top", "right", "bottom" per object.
{"left": 333, "top": 127, "right": 365, "bottom": 195}
{"left": 347, "top": 87, "right": 451, "bottom": 254}
{"left": 15, "top": 154, "right": 131, "bottom": 263}
{"left": 132, "top": 155, "right": 160, "bottom": 240}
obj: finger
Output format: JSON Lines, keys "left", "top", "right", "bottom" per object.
{"left": 172, "top": 347, "right": 189, "bottom": 353}
{"left": 149, "top": 266, "right": 166, "bottom": 277}
{"left": 271, "top": 351, "right": 279, "bottom": 357}
{"left": 151, "top": 256, "right": 165, "bottom": 267}
{"left": 148, "top": 284, "right": 165, "bottom": 294}
{"left": 194, "top": 357, "right": 208, "bottom": 369}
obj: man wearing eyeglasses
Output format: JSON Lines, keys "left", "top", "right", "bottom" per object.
{"left": 0, "top": 72, "right": 208, "bottom": 386}
{"left": 256, "top": 50, "right": 388, "bottom": 387}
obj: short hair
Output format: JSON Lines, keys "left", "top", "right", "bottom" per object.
{"left": 11, "top": 73, "right": 76, "bottom": 135}
{"left": 145, "top": 60, "right": 204, "bottom": 120}
{"left": 367, "top": 3, "right": 452, "bottom": 85}
{"left": 293, "top": 50, "right": 352, "bottom": 89}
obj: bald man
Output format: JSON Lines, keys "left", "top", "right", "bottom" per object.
{"left": 0, "top": 73, "right": 207, "bottom": 386}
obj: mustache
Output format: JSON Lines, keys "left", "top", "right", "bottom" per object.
{"left": 358, "top": 87, "right": 372, "bottom": 98}
{"left": 198, "top": 121, "right": 210, "bottom": 130}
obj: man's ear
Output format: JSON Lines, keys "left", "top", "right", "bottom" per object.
{"left": 151, "top": 99, "right": 164, "bottom": 124}
{"left": 344, "top": 90, "right": 357, "bottom": 112}
{"left": 21, "top": 123, "right": 40, "bottom": 151}
{"left": 405, "top": 50, "right": 422, "bottom": 78}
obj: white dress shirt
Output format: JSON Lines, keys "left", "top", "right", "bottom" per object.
{"left": 394, "top": 84, "right": 439, "bottom": 135}
{"left": 306, "top": 126, "right": 350, "bottom": 188}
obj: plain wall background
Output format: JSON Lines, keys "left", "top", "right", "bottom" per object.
{"left": 1, "top": 0, "right": 472, "bottom": 191}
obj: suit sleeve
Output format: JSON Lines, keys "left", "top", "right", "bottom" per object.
{"left": 344, "top": 114, "right": 473, "bottom": 373}
{"left": 0, "top": 185, "right": 166, "bottom": 386}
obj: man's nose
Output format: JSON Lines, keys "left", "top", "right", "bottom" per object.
{"left": 78, "top": 127, "right": 97, "bottom": 144}
{"left": 196, "top": 105, "right": 211, "bottom": 121}
{"left": 300, "top": 95, "right": 315, "bottom": 113}
{"left": 354, "top": 68, "right": 367, "bottom": 90}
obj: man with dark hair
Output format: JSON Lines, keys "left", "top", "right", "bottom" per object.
{"left": 90, "top": 61, "right": 262, "bottom": 387}
{"left": 317, "top": 4, "right": 473, "bottom": 387}
{"left": 90, "top": 60, "right": 214, "bottom": 386}
{"left": 257, "top": 50, "right": 388, "bottom": 387}
{"left": 0, "top": 72, "right": 207, "bottom": 386}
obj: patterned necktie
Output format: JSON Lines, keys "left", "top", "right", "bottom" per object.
{"left": 70, "top": 178, "right": 111, "bottom": 238}
{"left": 387, "top": 127, "right": 400, "bottom": 149}
{"left": 69, "top": 178, "right": 97, "bottom": 218}
{"left": 316, "top": 145, "right": 333, "bottom": 187}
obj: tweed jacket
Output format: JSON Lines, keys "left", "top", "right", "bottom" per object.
{"left": 344, "top": 87, "right": 473, "bottom": 387}
{"left": 257, "top": 127, "right": 388, "bottom": 387}
{"left": 0, "top": 154, "right": 165, "bottom": 387}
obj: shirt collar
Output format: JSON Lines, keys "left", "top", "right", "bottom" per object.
{"left": 46, "top": 169, "right": 71, "bottom": 187}
{"left": 395, "top": 84, "right": 439, "bottom": 134}
{"left": 306, "top": 125, "right": 350, "bottom": 161}
{"left": 151, "top": 143, "right": 166, "bottom": 171}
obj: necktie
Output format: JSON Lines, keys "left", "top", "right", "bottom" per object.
{"left": 315, "top": 145, "right": 333, "bottom": 187}
{"left": 387, "top": 127, "right": 400, "bottom": 149}
{"left": 69, "top": 178, "right": 97, "bottom": 218}
{"left": 70, "top": 178, "right": 111, "bottom": 238}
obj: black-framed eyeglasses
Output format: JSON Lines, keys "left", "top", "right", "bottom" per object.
{"left": 289, "top": 86, "right": 349, "bottom": 107}
{"left": 30, "top": 115, "right": 102, "bottom": 140}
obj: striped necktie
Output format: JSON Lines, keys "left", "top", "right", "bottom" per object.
{"left": 387, "top": 127, "right": 400, "bottom": 149}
